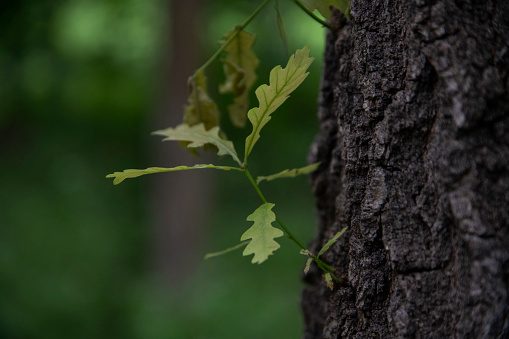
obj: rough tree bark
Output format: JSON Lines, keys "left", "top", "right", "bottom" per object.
{"left": 303, "top": 1, "right": 509, "bottom": 338}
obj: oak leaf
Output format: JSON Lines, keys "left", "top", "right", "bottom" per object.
{"left": 183, "top": 71, "right": 220, "bottom": 130}
{"left": 256, "top": 162, "right": 320, "bottom": 184}
{"left": 241, "top": 203, "right": 284, "bottom": 264}
{"left": 106, "top": 164, "right": 236, "bottom": 185}
{"left": 220, "top": 28, "right": 259, "bottom": 127}
{"left": 244, "top": 47, "right": 313, "bottom": 160}
{"left": 153, "top": 123, "right": 241, "bottom": 166}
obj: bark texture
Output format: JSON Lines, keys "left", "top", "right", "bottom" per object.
{"left": 303, "top": 1, "right": 509, "bottom": 338}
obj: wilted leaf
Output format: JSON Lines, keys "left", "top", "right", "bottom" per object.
{"left": 153, "top": 123, "right": 241, "bottom": 166}
{"left": 204, "top": 241, "right": 250, "bottom": 260}
{"left": 106, "top": 164, "right": 237, "bottom": 185}
{"left": 183, "top": 71, "right": 220, "bottom": 130}
{"left": 220, "top": 28, "right": 259, "bottom": 127}
{"left": 229, "top": 94, "right": 251, "bottom": 128}
{"left": 317, "top": 226, "right": 348, "bottom": 257}
{"left": 299, "top": 0, "right": 350, "bottom": 19}
{"left": 244, "top": 46, "right": 314, "bottom": 160}
{"left": 219, "top": 61, "right": 246, "bottom": 95}
{"left": 241, "top": 203, "right": 284, "bottom": 264}
{"left": 256, "top": 162, "right": 320, "bottom": 184}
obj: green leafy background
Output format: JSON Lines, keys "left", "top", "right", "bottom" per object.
{"left": 0, "top": 0, "right": 325, "bottom": 338}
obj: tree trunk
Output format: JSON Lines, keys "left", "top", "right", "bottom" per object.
{"left": 303, "top": 1, "right": 509, "bottom": 338}
{"left": 150, "top": 0, "right": 212, "bottom": 285}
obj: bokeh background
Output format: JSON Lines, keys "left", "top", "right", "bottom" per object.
{"left": 0, "top": 0, "right": 326, "bottom": 338}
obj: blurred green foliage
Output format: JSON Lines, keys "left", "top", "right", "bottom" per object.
{"left": 0, "top": 0, "right": 325, "bottom": 338}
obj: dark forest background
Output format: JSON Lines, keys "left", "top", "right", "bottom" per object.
{"left": 0, "top": 0, "right": 329, "bottom": 338}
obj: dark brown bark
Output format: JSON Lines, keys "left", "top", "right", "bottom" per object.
{"left": 303, "top": 1, "right": 509, "bottom": 338}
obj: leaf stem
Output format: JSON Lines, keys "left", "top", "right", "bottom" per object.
{"left": 244, "top": 166, "right": 340, "bottom": 280}
{"left": 314, "top": 257, "right": 340, "bottom": 281}
{"left": 193, "top": 0, "right": 272, "bottom": 77}
{"left": 204, "top": 241, "right": 250, "bottom": 259}
{"left": 275, "top": 216, "right": 307, "bottom": 250}
{"left": 292, "top": 0, "right": 332, "bottom": 29}
{"left": 315, "top": 257, "right": 334, "bottom": 272}
{"left": 244, "top": 166, "right": 268, "bottom": 203}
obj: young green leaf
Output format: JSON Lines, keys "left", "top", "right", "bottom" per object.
{"left": 299, "top": 0, "right": 350, "bottom": 19}
{"left": 106, "top": 164, "right": 238, "bottom": 185}
{"left": 183, "top": 71, "right": 220, "bottom": 130}
{"left": 317, "top": 226, "right": 348, "bottom": 257}
{"left": 240, "top": 203, "right": 284, "bottom": 264}
{"left": 324, "top": 272, "right": 334, "bottom": 290}
{"left": 204, "top": 241, "right": 250, "bottom": 260}
{"left": 244, "top": 46, "right": 314, "bottom": 161}
{"left": 256, "top": 162, "right": 320, "bottom": 184}
{"left": 153, "top": 123, "right": 242, "bottom": 166}
{"left": 304, "top": 258, "right": 313, "bottom": 274}
{"left": 219, "top": 28, "right": 259, "bottom": 127}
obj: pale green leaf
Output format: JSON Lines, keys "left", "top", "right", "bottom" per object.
{"left": 204, "top": 241, "right": 250, "bottom": 260}
{"left": 183, "top": 71, "right": 220, "bottom": 130}
{"left": 240, "top": 203, "right": 284, "bottom": 264}
{"left": 106, "top": 164, "right": 237, "bottom": 185}
{"left": 256, "top": 162, "right": 320, "bottom": 184}
{"left": 153, "top": 123, "right": 241, "bottom": 166}
{"left": 220, "top": 28, "right": 259, "bottom": 127}
{"left": 317, "top": 226, "right": 348, "bottom": 257}
{"left": 274, "top": 0, "right": 289, "bottom": 54}
{"left": 244, "top": 47, "right": 314, "bottom": 160}
{"left": 299, "top": 0, "right": 350, "bottom": 19}
{"left": 304, "top": 258, "right": 313, "bottom": 274}
{"left": 324, "top": 272, "right": 334, "bottom": 290}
